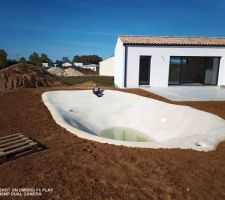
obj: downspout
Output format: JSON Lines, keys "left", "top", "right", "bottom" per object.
{"left": 124, "top": 45, "right": 128, "bottom": 88}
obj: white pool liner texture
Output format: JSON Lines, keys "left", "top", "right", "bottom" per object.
{"left": 42, "top": 90, "right": 225, "bottom": 151}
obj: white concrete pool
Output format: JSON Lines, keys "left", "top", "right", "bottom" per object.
{"left": 42, "top": 90, "right": 225, "bottom": 151}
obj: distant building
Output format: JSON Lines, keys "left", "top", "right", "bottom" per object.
{"left": 82, "top": 64, "right": 99, "bottom": 72}
{"left": 99, "top": 56, "right": 114, "bottom": 76}
{"left": 74, "top": 62, "right": 83, "bottom": 67}
{"left": 42, "top": 63, "right": 49, "bottom": 68}
{"left": 62, "top": 62, "right": 73, "bottom": 67}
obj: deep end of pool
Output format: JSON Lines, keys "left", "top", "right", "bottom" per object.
{"left": 100, "top": 127, "right": 151, "bottom": 142}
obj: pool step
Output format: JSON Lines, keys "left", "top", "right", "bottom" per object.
{"left": 0, "top": 133, "right": 38, "bottom": 164}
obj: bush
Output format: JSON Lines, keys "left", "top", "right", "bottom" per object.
{"left": 57, "top": 76, "right": 114, "bottom": 87}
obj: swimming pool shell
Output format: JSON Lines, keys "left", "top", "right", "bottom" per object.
{"left": 42, "top": 90, "right": 225, "bottom": 151}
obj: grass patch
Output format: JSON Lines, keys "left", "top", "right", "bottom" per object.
{"left": 57, "top": 76, "right": 114, "bottom": 87}
{"left": 75, "top": 67, "right": 98, "bottom": 75}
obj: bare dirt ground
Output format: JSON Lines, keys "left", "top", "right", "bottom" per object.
{"left": 0, "top": 87, "right": 225, "bottom": 200}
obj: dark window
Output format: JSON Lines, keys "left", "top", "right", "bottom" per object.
{"left": 139, "top": 56, "right": 151, "bottom": 85}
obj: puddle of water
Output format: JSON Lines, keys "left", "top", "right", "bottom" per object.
{"left": 100, "top": 127, "right": 151, "bottom": 142}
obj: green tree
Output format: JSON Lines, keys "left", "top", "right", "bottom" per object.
{"left": 73, "top": 55, "right": 80, "bottom": 63}
{"left": 0, "top": 49, "right": 8, "bottom": 69}
{"left": 73, "top": 55, "right": 102, "bottom": 64}
{"left": 55, "top": 60, "right": 63, "bottom": 67}
{"left": 29, "top": 52, "right": 52, "bottom": 67}
{"left": 29, "top": 52, "right": 42, "bottom": 66}
{"left": 7, "top": 59, "right": 17, "bottom": 66}
{"left": 19, "top": 57, "right": 27, "bottom": 63}
{"left": 62, "top": 57, "right": 70, "bottom": 62}
{"left": 40, "top": 53, "right": 51, "bottom": 63}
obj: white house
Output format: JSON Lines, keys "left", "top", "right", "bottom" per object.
{"left": 62, "top": 62, "right": 73, "bottom": 67}
{"left": 82, "top": 64, "right": 99, "bottom": 72}
{"left": 42, "top": 63, "right": 49, "bottom": 68}
{"left": 99, "top": 56, "right": 114, "bottom": 76}
{"left": 114, "top": 35, "right": 225, "bottom": 88}
{"left": 74, "top": 62, "right": 83, "bottom": 67}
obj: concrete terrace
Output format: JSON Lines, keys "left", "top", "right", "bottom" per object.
{"left": 141, "top": 86, "right": 225, "bottom": 101}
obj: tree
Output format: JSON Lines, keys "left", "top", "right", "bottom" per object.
{"left": 7, "top": 59, "right": 17, "bottom": 66}
{"left": 40, "top": 53, "right": 51, "bottom": 63}
{"left": 0, "top": 49, "right": 8, "bottom": 69}
{"left": 73, "top": 55, "right": 102, "bottom": 64}
{"left": 29, "top": 52, "right": 52, "bottom": 67}
{"left": 55, "top": 60, "right": 63, "bottom": 67}
{"left": 19, "top": 57, "right": 27, "bottom": 63}
{"left": 73, "top": 56, "right": 80, "bottom": 63}
{"left": 29, "top": 52, "right": 41, "bottom": 66}
{"left": 62, "top": 57, "right": 70, "bottom": 62}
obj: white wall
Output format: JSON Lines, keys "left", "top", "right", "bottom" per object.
{"left": 62, "top": 62, "right": 73, "bottom": 67}
{"left": 74, "top": 62, "right": 83, "bottom": 67}
{"left": 99, "top": 57, "right": 114, "bottom": 76}
{"left": 42, "top": 63, "right": 49, "bottom": 68}
{"left": 125, "top": 46, "right": 225, "bottom": 87}
{"left": 114, "top": 39, "right": 125, "bottom": 87}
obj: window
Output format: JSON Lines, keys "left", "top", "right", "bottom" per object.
{"left": 170, "top": 57, "right": 181, "bottom": 65}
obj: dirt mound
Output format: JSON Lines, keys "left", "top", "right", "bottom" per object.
{"left": 47, "top": 67, "right": 64, "bottom": 77}
{"left": 0, "top": 63, "right": 62, "bottom": 91}
{"left": 64, "top": 68, "right": 84, "bottom": 76}
{"left": 47, "top": 67, "right": 84, "bottom": 77}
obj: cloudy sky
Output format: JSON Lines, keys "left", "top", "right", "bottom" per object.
{"left": 1, "top": 0, "right": 225, "bottom": 61}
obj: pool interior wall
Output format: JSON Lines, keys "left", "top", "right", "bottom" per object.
{"left": 42, "top": 90, "right": 225, "bottom": 151}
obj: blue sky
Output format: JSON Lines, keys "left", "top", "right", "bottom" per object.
{"left": 0, "top": 0, "right": 225, "bottom": 61}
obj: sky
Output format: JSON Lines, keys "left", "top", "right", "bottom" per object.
{"left": 0, "top": 0, "right": 225, "bottom": 62}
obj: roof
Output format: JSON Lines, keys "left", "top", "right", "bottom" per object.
{"left": 119, "top": 35, "right": 225, "bottom": 46}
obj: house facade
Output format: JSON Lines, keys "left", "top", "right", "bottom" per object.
{"left": 42, "top": 63, "right": 49, "bottom": 68}
{"left": 114, "top": 35, "right": 225, "bottom": 88}
{"left": 99, "top": 56, "right": 114, "bottom": 76}
{"left": 82, "top": 64, "right": 99, "bottom": 72}
{"left": 62, "top": 62, "right": 73, "bottom": 67}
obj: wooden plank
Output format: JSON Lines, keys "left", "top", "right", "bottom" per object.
{"left": 0, "top": 137, "right": 30, "bottom": 149}
{"left": 0, "top": 135, "right": 26, "bottom": 145}
{"left": 0, "top": 142, "right": 38, "bottom": 157}
{"left": 0, "top": 133, "right": 23, "bottom": 141}
{"left": 0, "top": 133, "right": 39, "bottom": 163}
{"left": 0, "top": 140, "right": 33, "bottom": 152}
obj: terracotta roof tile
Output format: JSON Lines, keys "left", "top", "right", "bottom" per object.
{"left": 119, "top": 35, "right": 225, "bottom": 46}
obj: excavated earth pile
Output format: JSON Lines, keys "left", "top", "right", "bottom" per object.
{"left": 47, "top": 67, "right": 84, "bottom": 77}
{"left": 0, "top": 63, "right": 63, "bottom": 90}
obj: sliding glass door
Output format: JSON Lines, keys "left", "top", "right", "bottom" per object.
{"left": 168, "top": 57, "right": 181, "bottom": 85}
{"left": 169, "top": 56, "right": 220, "bottom": 85}
{"left": 204, "top": 57, "right": 220, "bottom": 85}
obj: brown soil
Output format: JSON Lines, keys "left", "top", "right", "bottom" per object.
{"left": 0, "top": 88, "right": 225, "bottom": 200}
{"left": 0, "top": 63, "right": 63, "bottom": 91}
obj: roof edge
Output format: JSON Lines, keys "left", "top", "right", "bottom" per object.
{"left": 119, "top": 35, "right": 225, "bottom": 39}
